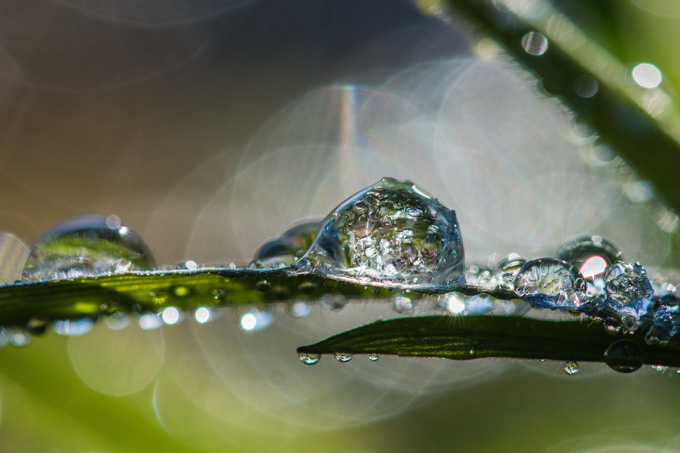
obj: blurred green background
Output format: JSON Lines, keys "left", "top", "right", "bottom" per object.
{"left": 1, "top": 1, "right": 680, "bottom": 452}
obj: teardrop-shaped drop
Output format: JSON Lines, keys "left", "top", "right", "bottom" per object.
{"left": 22, "top": 215, "right": 155, "bottom": 281}
{"left": 293, "top": 178, "right": 465, "bottom": 290}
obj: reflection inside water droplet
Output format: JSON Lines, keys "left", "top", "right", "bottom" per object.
{"left": 294, "top": 178, "right": 465, "bottom": 290}
{"left": 299, "top": 352, "right": 320, "bottom": 365}
{"left": 563, "top": 361, "right": 579, "bottom": 375}
{"left": 22, "top": 215, "right": 155, "bottom": 281}
{"left": 368, "top": 353, "right": 380, "bottom": 362}
{"left": 334, "top": 351, "right": 353, "bottom": 363}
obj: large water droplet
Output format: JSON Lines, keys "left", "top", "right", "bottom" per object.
{"left": 604, "top": 340, "right": 644, "bottom": 373}
{"left": 299, "top": 352, "right": 320, "bottom": 365}
{"left": 557, "top": 235, "right": 623, "bottom": 278}
{"left": 604, "top": 262, "right": 653, "bottom": 320}
{"left": 294, "top": 178, "right": 465, "bottom": 290}
{"left": 22, "top": 215, "right": 155, "bottom": 281}
{"left": 563, "top": 361, "right": 579, "bottom": 375}
{"left": 513, "top": 258, "right": 587, "bottom": 309}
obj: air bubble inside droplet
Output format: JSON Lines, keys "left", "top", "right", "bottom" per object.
{"left": 293, "top": 178, "right": 465, "bottom": 290}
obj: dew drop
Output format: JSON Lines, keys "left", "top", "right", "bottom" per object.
{"left": 299, "top": 352, "right": 320, "bottom": 365}
{"left": 194, "top": 307, "right": 212, "bottom": 324}
{"left": 603, "top": 319, "right": 622, "bottom": 336}
{"left": 293, "top": 178, "right": 465, "bottom": 290}
{"left": 651, "top": 365, "right": 668, "bottom": 373}
{"left": 521, "top": 31, "right": 548, "bottom": 56}
{"left": 334, "top": 351, "right": 353, "bottom": 363}
{"left": 139, "top": 313, "right": 163, "bottom": 330}
{"left": 604, "top": 262, "right": 653, "bottom": 320}
{"left": 210, "top": 288, "right": 226, "bottom": 302}
{"left": 563, "top": 361, "right": 579, "bottom": 375}
{"left": 22, "top": 215, "right": 155, "bottom": 281}
{"left": 645, "top": 304, "right": 677, "bottom": 345}
{"left": 52, "top": 318, "right": 94, "bottom": 336}
{"left": 494, "top": 255, "right": 526, "bottom": 290}
{"left": 288, "top": 301, "right": 312, "bottom": 318}
{"left": 368, "top": 353, "right": 380, "bottom": 362}
{"left": 604, "top": 339, "right": 644, "bottom": 373}
{"left": 253, "top": 220, "right": 321, "bottom": 268}
{"left": 393, "top": 295, "right": 415, "bottom": 313}
{"left": 557, "top": 235, "right": 623, "bottom": 278}
{"left": 161, "top": 306, "right": 181, "bottom": 325}
{"left": 513, "top": 258, "right": 587, "bottom": 309}
{"left": 26, "top": 317, "right": 48, "bottom": 335}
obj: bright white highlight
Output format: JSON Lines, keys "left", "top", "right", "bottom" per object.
{"left": 194, "top": 307, "right": 212, "bottom": 324}
{"left": 162, "top": 307, "right": 181, "bottom": 325}
{"left": 632, "top": 63, "right": 662, "bottom": 89}
{"left": 240, "top": 313, "right": 257, "bottom": 331}
{"left": 579, "top": 256, "right": 608, "bottom": 278}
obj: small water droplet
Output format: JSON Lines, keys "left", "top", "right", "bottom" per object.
{"left": 293, "top": 178, "right": 465, "bottom": 290}
{"left": 52, "top": 318, "right": 94, "bottom": 336}
{"left": 563, "top": 361, "right": 579, "bottom": 375}
{"left": 149, "top": 290, "right": 168, "bottom": 305}
{"left": 651, "top": 365, "right": 667, "bottom": 373}
{"left": 8, "top": 329, "right": 31, "bottom": 347}
{"left": 298, "top": 281, "right": 317, "bottom": 294}
{"left": 299, "top": 352, "right": 320, "bottom": 365}
{"left": 161, "top": 306, "right": 181, "bottom": 325}
{"left": 495, "top": 255, "right": 526, "bottom": 290}
{"left": 194, "top": 307, "right": 212, "bottom": 324}
{"left": 288, "top": 301, "right": 312, "bottom": 318}
{"left": 513, "top": 258, "right": 587, "bottom": 309}
{"left": 255, "top": 280, "right": 271, "bottom": 292}
{"left": 321, "top": 294, "right": 346, "bottom": 311}
{"left": 26, "top": 317, "right": 48, "bottom": 335}
{"left": 139, "top": 313, "right": 163, "bottom": 330}
{"left": 605, "top": 262, "right": 653, "bottom": 321}
{"left": 253, "top": 220, "right": 321, "bottom": 268}
{"left": 211, "top": 288, "right": 226, "bottom": 302}
{"left": 368, "top": 353, "right": 379, "bottom": 361}
{"left": 334, "top": 351, "right": 353, "bottom": 362}
{"left": 22, "top": 215, "right": 155, "bottom": 281}
{"left": 604, "top": 319, "right": 622, "bottom": 335}
{"left": 521, "top": 31, "right": 548, "bottom": 56}
{"left": 176, "top": 260, "right": 198, "bottom": 270}
{"left": 604, "top": 339, "right": 644, "bottom": 373}
{"left": 105, "top": 312, "right": 130, "bottom": 330}
{"left": 239, "top": 309, "right": 274, "bottom": 332}
{"left": 393, "top": 295, "right": 415, "bottom": 313}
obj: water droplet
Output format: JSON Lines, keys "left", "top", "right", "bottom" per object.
{"left": 297, "top": 281, "right": 317, "bottom": 294}
{"left": 513, "top": 258, "right": 587, "bottom": 309}
{"left": 104, "top": 312, "right": 130, "bottom": 330}
{"left": 210, "top": 288, "right": 226, "bottom": 302}
{"left": 52, "top": 318, "right": 94, "bottom": 336}
{"left": 194, "top": 307, "right": 212, "bottom": 324}
{"left": 254, "top": 220, "right": 321, "bottom": 268}
{"left": 139, "top": 313, "right": 163, "bottom": 330}
{"left": 563, "top": 361, "right": 579, "bottom": 375}
{"left": 604, "top": 340, "right": 644, "bottom": 373}
{"left": 176, "top": 260, "right": 199, "bottom": 270}
{"left": 0, "top": 233, "right": 29, "bottom": 285}
{"left": 605, "top": 262, "right": 653, "bottom": 319}
{"left": 161, "top": 306, "right": 181, "bottom": 325}
{"left": 239, "top": 309, "right": 274, "bottom": 332}
{"left": 149, "top": 290, "right": 168, "bottom": 305}
{"left": 557, "top": 235, "right": 624, "bottom": 278}
{"left": 466, "top": 265, "right": 494, "bottom": 289}
{"left": 604, "top": 319, "right": 622, "bottom": 335}
{"left": 288, "top": 301, "right": 312, "bottom": 318}
{"left": 334, "top": 351, "right": 353, "bottom": 362}
{"left": 320, "top": 294, "right": 346, "bottom": 311}
{"left": 393, "top": 295, "right": 415, "bottom": 313}
{"left": 521, "top": 31, "right": 548, "bottom": 56}
{"left": 651, "top": 365, "right": 668, "bottom": 373}
{"left": 255, "top": 280, "right": 271, "bottom": 292}
{"left": 368, "top": 353, "right": 380, "bottom": 362}
{"left": 494, "top": 255, "right": 526, "bottom": 290}
{"left": 645, "top": 304, "right": 677, "bottom": 345}
{"left": 299, "top": 352, "right": 320, "bottom": 365}
{"left": 22, "top": 215, "right": 155, "bottom": 281}
{"left": 294, "top": 178, "right": 465, "bottom": 289}
{"left": 26, "top": 317, "right": 48, "bottom": 335}
{"left": 8, "top": 329, "right": 31, "bottom": 347}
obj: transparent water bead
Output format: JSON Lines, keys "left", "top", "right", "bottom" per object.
{"left": 299, "top": 352, "right": 320, "bottom": 365}
{"left": 604, "top": 340, "right": 644, "bottom": 374}
{"left": 604, "top": 262, "right": 653, "bottom": 320}
{"left": 513, "top": 258, "right": 587, "bottom": 309}
{"left": 253, "top": 220, "right": 321, "bottom": 268}
{"left": 558, "top": 236, "right": 623, "bottom": 297}
{"left": 334, "top": 351, "right": 353, "bottom": 363}
{"left": 22, "top": 215, "right": 155, "bottom": 281}
{"left": 563, "top": 361, "right": 579, "bottom": 375}
{"left": 494, "top": 254, "right": 525, "bottom": 291}
{"left": 294, "top": 178, "right": 465, "bottom": 289}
